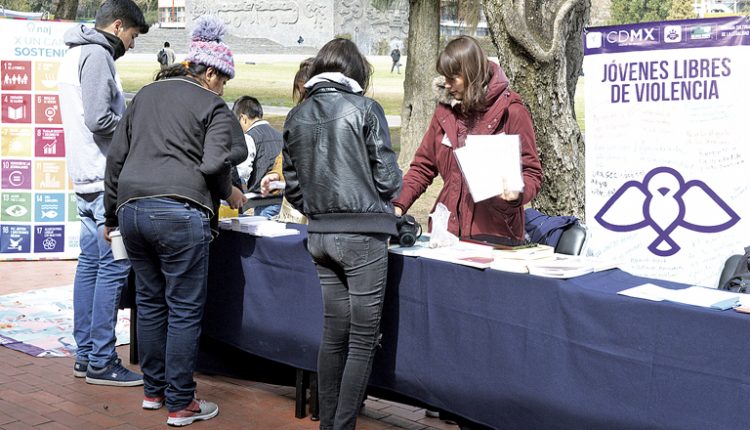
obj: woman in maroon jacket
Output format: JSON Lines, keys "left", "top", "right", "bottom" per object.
{"left": 394, "top": 36, "right": 542, "bottom": 240}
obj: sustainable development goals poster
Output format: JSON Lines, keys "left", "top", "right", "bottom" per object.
{"left": 0, "top": 17, "right": 80, "bottom": 260}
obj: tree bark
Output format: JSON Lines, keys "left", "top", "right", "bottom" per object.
{"left": 398, "top": 0, "right": 440, "bottom": 171}
{"left": 483, "top": 0, "right": 590, "bottom": 218}
{"left": 55, "top": 0, "right": 80, "bottom": 20}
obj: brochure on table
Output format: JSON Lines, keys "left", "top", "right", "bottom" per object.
{"left": 390, "top": 237, "right": 619, "bottom": 278}
{"left": 618, "top": 283, "right": 746, "bottom": 310}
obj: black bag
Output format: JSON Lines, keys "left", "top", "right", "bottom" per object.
{"left": 721, "top": 246, "right": 750, "bottom": 293}
{"left": 157, "top": 48, "right": 168, "bottom": 65}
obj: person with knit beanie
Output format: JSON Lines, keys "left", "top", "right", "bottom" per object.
{"left": 104, "top": 15, "right": 247, "bottom": 427}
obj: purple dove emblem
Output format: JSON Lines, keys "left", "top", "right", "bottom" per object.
{"left": 594, "top": 166, "right": 740, "bottom": 257}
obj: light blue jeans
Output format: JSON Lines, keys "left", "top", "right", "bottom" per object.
{"left": 73, "top": 192, "right": 131, "bottom": 368}
{"left": 254, "top": 203, "right": 281, "bottom": 218}
{"left": 307, "top": 232, "right": 389, "bottom": 430}
{"left": 118, "top": 197, "right": 211, "bottom": 412}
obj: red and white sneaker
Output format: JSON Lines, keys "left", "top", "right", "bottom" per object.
{"left": 167, "top": 399, "right": 219, "bottom": 427}
{"left": 142, "top": 394, "right": 165, "bottom": 410}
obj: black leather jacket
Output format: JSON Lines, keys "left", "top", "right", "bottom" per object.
{"left": 282, "top": 81, "right": 402, "bottom": 235}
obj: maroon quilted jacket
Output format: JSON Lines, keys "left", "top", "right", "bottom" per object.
{"left": 393, "top": 61, "right": 542, "bottom": 240}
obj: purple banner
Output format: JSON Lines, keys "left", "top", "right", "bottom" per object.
{"left": 585, "top": 16, "right": 749, "bottom": 55}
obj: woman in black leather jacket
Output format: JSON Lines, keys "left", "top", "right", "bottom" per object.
{"left": 282, "top": 38, "right": 402, "bottom": 430}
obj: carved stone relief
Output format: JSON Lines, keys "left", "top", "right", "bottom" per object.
{"left": 187, "top": 0, "right": 407, "bottom": 52}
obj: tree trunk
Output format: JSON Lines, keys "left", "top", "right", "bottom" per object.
{"left": 483, "top": 0, "right": 590, "bottom": 219}
{"left": 398, "top": 0, "right": 440, "bottom": 171}
{"left": 55, "top": 0, "right": 80, "bottom": 20}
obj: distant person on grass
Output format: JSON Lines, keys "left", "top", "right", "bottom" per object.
{"left": 390, "top": 47, "right": 401, "bottom": 73}
{"left": 157, "top": 41, "right": 176, "bottom": 69}
{"left": 58, "top": 0, "right": 148, "bottom": 387}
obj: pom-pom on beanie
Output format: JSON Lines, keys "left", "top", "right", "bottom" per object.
{"left": 186, "top": 16, "right": 235, "bottom": 79}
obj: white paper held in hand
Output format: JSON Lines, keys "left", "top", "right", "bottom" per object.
{"left": 454, "top": 134, "right": 523, "bottom": 202}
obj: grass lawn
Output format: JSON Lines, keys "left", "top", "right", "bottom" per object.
{"left": 117, "top": 57, "right": 585, "bottom": 130}
{"left": 117, "top": 56, "right": 406, "bottom": 115}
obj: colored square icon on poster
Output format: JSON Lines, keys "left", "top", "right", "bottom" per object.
{"left": 2, "top": 93, "right": 32, "bottom": 123}
{"left": 67, "top": 193, "right": 79, "bottom": 222}
{"left": 2, "top": 159, "right": 32, "bottom": 189}
{"left": 34, "top": 61, "right": 60, "bottom": 91}
{"left": 35, "top": 193, "right": 65, "bottom": 222}
{"left": 34, "top": 160, "right": 65, "bottom": 190}
{"left": 1, "top": 61, "right": 32, "bottom": 91}
{"left": 0, "top": 224, "right": 31, "bottom": 253}
{"left": 34, "top": 94, "right": 61, "bottom": 124}
{"left": 1, "top": 127, "right": 33, "bottom": 157}
{"left": 34, "top": 128, "right": 65, "bottom": 157}
{"left": 33, "top": 224, "right": 65, "bottom": 253}
{"left": 1, "top": 192, "right": 32, "bottom": 222}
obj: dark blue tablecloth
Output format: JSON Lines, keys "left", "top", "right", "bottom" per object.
{"left": 203, "top": 227, "right": 750, "bottom": 430}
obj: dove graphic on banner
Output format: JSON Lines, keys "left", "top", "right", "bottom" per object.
{"left": 595, "top": 166, "right": 740, "bottom": 257}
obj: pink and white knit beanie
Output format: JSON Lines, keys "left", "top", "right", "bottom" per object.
{"left": 186, "top": 16, "right": 235, "bottom": 79}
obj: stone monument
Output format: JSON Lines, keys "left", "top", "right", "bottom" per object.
{"left": 188, "top": 0, "right": 409, "bottom": 54}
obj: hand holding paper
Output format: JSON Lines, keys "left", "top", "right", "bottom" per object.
{"left": 454, "top": 134, "right": 523, "bottom": 203}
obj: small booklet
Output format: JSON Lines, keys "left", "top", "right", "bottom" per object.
{"left": 493, "top": 244, "right": 555, "bottom": 261}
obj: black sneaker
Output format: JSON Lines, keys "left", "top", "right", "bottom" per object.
{"left": 73, "top": 360, "right": 88, "bottom": 378}
{"left": 85, "top": 358, "right": 143, "bottom": 387}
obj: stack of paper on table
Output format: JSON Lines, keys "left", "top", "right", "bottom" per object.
{"left": 230, "top": 216, "right": 268, "bottom": 232}
{"left": 228, "top": 216, "right": 299, "bottom": 237}
{"left": 618, "top": 283, "right": 744, "bottom": 310}
{"left": 525, "top": 254, "right": 621, "bottom": 278}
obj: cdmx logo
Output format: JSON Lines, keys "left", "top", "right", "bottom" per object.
{"left": 594, "top": 166, "right": 740, "bottom": 257}
{"left": 605, "top": 27, "right": 658, "bottom": 44}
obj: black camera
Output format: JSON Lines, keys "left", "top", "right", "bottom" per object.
{"left": 394, "top": 214, "right": 422, "bottom": 247}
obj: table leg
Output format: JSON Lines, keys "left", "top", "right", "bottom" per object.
{"left": 129, "top": 306, "right": 138, "bottom": 364}
{"left": 309, "top": 372, "right": 319, "bottom": 421}
{"left": 295, "top": 368, "right": 309, "bottom": 418}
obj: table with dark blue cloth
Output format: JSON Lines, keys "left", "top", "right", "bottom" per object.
{"left": 202, "top": 227, "right": 750, "bottom": 430}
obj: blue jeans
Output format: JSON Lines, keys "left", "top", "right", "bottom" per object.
{"left": 117, "top": 198, "right": 211, "bottom": 412}
{"left": 307, "top": 232, "right": 389, "bottom": 430}
{"left": 73, "top": 192, "right": 131, "bottom": 368}
{"left": 254, "top": 203, "right": 280, "bottom": 218}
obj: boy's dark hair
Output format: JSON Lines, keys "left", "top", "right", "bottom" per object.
{"left": 164, "top": 41, "right": 170, "bottom": 48}
{"left": 309, "top": 38, "right": 371, "bottom": 93}
{"left": 95, "top": 0, "right": 149, "bottom": 34}
{"left": 232, "top": 96, "right": 263, "bottom": 120}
